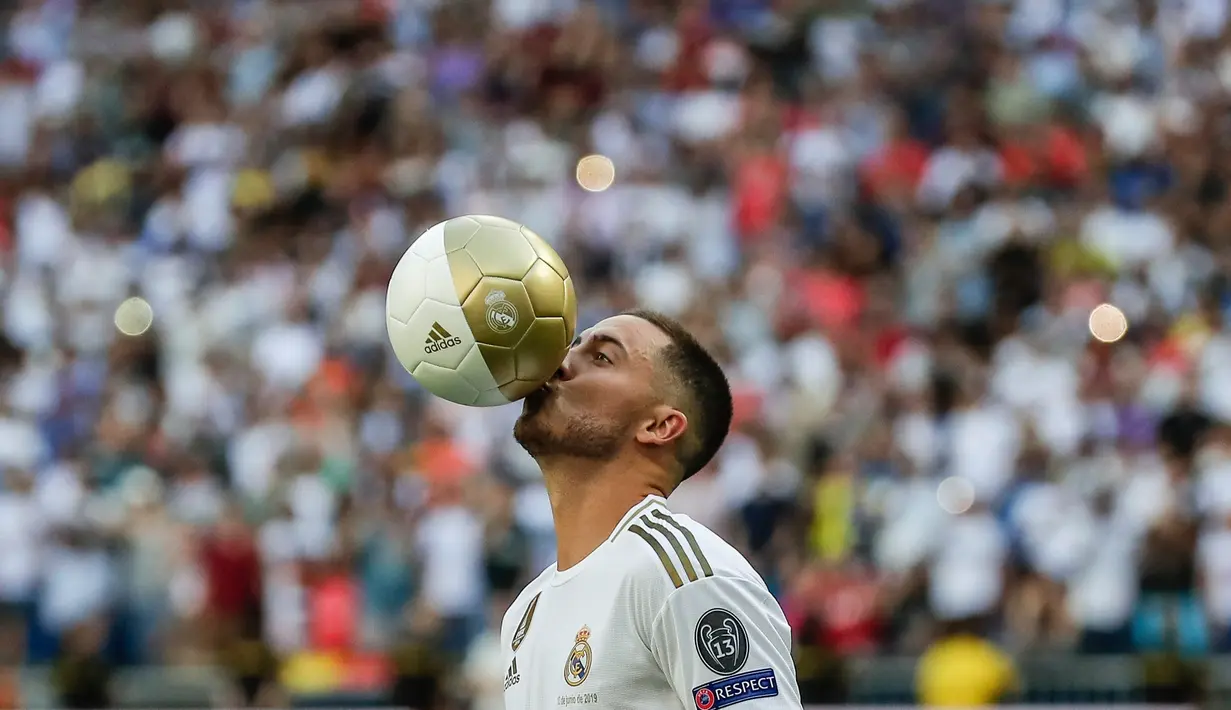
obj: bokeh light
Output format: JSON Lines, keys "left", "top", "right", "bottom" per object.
{"left": 576, "top": 154, "right": 615, "bottom": 192}
{"left": 937, "top": 476, "right": 975, "bottom": 515}
{"left": 1089, "top": 303, "right": 1128, "bottom": 343}
{"left": 114, "top": 297, "right": 154, "bottom": 336}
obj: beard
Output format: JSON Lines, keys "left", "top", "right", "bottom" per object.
{"left": 513, "top": 390, "right": 627, "bottom": 460}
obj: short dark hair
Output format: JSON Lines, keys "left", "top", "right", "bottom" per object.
{"left": 624, "top": 309, "right": 733, "bottom": 482}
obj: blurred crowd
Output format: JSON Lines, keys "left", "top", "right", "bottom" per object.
{"left": 4, "top": 0, "right": 1231, "bottom": 707}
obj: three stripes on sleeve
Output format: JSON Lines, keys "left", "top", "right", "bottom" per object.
{"left": 625, "top": 508, "right": 714, "bottom": 589}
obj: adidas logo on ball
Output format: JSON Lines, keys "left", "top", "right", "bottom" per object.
{"left": 424, "top": 322, "right": 463, "bottom": 353}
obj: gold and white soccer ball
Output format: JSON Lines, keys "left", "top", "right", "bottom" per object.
{"left": 386, "top": 214, "right": 578, "bottom": 406}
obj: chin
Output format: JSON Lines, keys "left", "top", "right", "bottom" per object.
{"left": 513, "top": 408, "right": 536, "bottom": 435}
{"left": 512, "top": 415, "right": 551, "bottom": 457}
{"left": 514, "top": 396, "right": 570, "bottom": 458}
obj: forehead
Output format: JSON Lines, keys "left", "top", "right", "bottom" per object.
{"left": 582, "top": 314, "right": 671, "bottom": 356}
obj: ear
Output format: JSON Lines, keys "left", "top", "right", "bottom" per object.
{"left": 635, "top": 406, "right": 688, "bottom": 448}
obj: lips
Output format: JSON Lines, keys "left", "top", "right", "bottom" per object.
{"left": 524, "top": 383, "right": 552, "bottom": 412}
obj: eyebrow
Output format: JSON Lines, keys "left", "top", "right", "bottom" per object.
{"left": 574, "top": 332, "right": 628, "bottom": 356}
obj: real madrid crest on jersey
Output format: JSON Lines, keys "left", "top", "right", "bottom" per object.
{"left": 485, "top": 290, "right": 519, "bottom": 333}
{"left": 563, "top": 625, "right": 593, "bottom": 687}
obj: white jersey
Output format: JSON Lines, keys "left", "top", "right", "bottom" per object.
{"left": 499, "top": 495, "right": 801, "bottom": 710}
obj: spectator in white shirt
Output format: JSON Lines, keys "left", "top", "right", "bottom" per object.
{"left": 1061, "top": 491, "right": 1141, "bottom": 653}
{"left": 928, "top": 502, "right": 1009, "bottom": 624}
{"left": 1198, "top": 512, "right": 1231, "bottom": 651}
{"left": 414, "top": 487, "right": 486, "bottom": 655}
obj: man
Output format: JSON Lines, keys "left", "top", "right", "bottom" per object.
{"left": 502, "top": 310, "right": 802, "bottom": 710}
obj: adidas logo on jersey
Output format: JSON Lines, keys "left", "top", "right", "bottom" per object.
{"left": 423, "top": 322, "right": 463, "bottom": 353}
{"left": 503, "top": 658, "right": 521, "bottom": 690}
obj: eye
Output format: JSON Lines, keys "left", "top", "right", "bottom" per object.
{"left": 595, "top": 352, "right": 612, "bottom": 364}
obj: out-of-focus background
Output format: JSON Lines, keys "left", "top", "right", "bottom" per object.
{"left": 2, "top": 0, "right": 1231, "bottom": 708}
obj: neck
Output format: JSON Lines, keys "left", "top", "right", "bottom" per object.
{"left": 540, "top": 456, "right": 664, "bottom": 571}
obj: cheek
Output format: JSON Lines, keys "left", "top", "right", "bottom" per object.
{"left": 578, "top": 375, "right": 638, "bottom": 406}
{"left": 561, "top": 371, "right": 648, "bottom": 417}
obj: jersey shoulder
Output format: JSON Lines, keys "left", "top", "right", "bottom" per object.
{"left": 609, "top": 499, "right": 766, "bottom": 594}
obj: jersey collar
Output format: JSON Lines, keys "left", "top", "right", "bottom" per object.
{"left": 550, "top": 494, "right": 670, "bottom": 587}
{"left": 606, "top": 494, "right": 669, "bottom": 543}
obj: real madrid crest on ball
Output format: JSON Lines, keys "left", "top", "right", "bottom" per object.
{"left": 694, "top": 609, "right": 749, "bottom": 676}
{"left": 485, "top": 289, "right": 519, "bottom": 333}
{"left": 564, "top": 625, "right": 593, "bottom": 687}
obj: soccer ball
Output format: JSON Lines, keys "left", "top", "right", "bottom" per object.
{"left": 386, "top": 215, "right": 578, "bottom": 407}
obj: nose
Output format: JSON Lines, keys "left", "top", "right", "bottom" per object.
{"left": 554, "top": 347, "right": 580, "bottom": 382}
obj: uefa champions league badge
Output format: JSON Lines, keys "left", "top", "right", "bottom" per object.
{"left": 694, "top": 608, "right": 749, "bottom": 676}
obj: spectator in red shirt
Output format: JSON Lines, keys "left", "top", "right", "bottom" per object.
{"left": 200, "top": 504, "right": 262, "bottom": 647}
{"left": 861, "top": 109, "right": 930, "bottom": 206}
{"left": 789, "top": 563, "right": 883, "bottom": 655}
{"left": 1042, "top": 119, "right": 1090, "bottom": 188}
